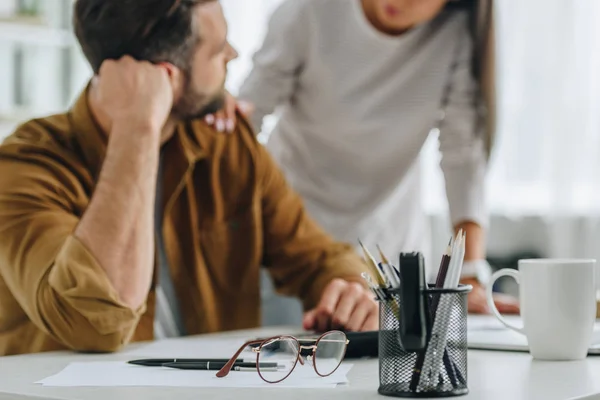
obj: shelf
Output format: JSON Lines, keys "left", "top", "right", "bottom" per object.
{"left": 0, "top": 19, "right": 74, "bottom": 47}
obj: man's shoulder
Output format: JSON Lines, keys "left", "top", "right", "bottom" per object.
{"left": 188, "top": 112, "right": 261, "bottom": 157}
{"left": 0, "top": 112, "right": 90, "bottom": 191}
{"left": 0, "top": 113, "right": 78, "bottom": 159}
{"left": 187, "top": 112, "right": 272, "bottom": 184}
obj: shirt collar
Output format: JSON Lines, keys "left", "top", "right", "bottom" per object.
{"left": 68, "top": 85, "right": 207, "bottom": 181}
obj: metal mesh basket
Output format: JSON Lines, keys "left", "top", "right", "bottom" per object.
{"left": 378, "top": 285, "right": 471, "bottom": 398}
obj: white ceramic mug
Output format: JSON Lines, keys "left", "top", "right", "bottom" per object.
{"left": 486, "top": 259, "right": 597, "bottom": 361}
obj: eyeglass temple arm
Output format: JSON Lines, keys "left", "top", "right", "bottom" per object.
{"left": 216, "top": 339, "right": 263, "bottom": 378}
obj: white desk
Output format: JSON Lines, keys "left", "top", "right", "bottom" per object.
{"left": 1, "top": 326, "right": 600, "bottom": 400}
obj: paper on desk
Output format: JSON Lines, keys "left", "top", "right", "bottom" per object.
{"left": 36, "top": 361, "right": 353, "bottom": 389}
{"left": 121, "top": 329, "right": 307, "bottom": 359}
{"left": 467, "top": 314, "right": 522, "bottom": 331}
{"left": 467, "top": 315, "right": 600, "bottom": 352}
{"left": 121, "top": 336, "right": 249, "bottom": 358}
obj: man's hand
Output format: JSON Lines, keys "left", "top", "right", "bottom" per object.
{"left": 463, "top": 277, "right": 520, "bottom": 315}
{"left": 94, "top": 56, "right": 173, "bottom": 132}
{"left": 303, "top": 279, "right": 379, "bottom": 332}
{"left": 205, "top": 91, "right": 254, "bottom": 133}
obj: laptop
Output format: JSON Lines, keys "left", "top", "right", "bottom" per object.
{"left": 467, "top": 315, "right": 600, "bottom": 355}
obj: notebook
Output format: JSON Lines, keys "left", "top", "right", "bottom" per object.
{"left": 467, "top": 315, "right": 600, "bottom": 355}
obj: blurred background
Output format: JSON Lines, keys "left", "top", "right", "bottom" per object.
{"left": 1, "top": 0, "right": 600, "bottom": 319}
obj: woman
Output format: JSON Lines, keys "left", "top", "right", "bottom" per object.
{"left": 211, "top": 0, "right": 517, "bottom": 314}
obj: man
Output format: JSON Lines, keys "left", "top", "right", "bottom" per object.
{"left": 211, "top": 0, "right": 518, "bottom": 314}
{"left": 0, "top": 0, "right": 377, "bottom": 356}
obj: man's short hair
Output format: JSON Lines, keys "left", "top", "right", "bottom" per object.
{"left": 73, "top": 0, "right": 215, "bottom": 74}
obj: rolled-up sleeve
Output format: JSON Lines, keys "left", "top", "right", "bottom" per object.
{"left": 0, "top": 157, "right": 144, "bottom": 353}
{"left": 438, "top": 22, "right": 489, "bottom": 229}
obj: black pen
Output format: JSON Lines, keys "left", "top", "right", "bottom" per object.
{"left": 162, "top": 361, "right": 280, "bottom": 371}
{"left": 128, "top": 358, "right": 249, "bottom": 367}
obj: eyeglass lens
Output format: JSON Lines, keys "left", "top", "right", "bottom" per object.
{"left": 314, "top": 331, "right": 347, "bottom": 377}
{"left": 257, "top": 336, "right": 300, "bottom": 383}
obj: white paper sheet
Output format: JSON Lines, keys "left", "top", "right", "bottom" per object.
{"left": 36, "top": 361, "right": 352, "bottom": 389}
{"left": 121, "top": 336, "right": 251, "bottom": 359}
{"left": 121, "top": 330, "right": 307, "bottom": 359}
{"left": 467, "top": 315, "right": 522, "bottom": 331}
{"left": 467, "top": 315, "right": 600, "bottom": 353}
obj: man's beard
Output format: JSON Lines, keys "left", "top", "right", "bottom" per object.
{"left": 171, "top": 81, "right": 226, "bottom": 122}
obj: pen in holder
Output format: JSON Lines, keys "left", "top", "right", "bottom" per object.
{"left": 378, "top": 284, "right": 472, "bottom": 398}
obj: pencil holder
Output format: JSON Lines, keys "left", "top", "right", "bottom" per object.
{"left": 378, "top": 285, "right": 472, "bottom": 398}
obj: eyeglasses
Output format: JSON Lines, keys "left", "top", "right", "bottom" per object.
{"left": 216, "top": 331, "right": 349, "bottom": 383}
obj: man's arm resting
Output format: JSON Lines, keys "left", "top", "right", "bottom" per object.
{"left": 256, "top": 127, "right": 368, "bottom": 309}
{"left": 41, "top": 236, "right": 145, "bottom": 352}
{"left": 0, "top": 157, "right": 145, "bottom": 353}
{"left": 74, "top": 120, "right": 160, "bottom": 310}
{"left": 294, "top": 246, "right": 370, "bottom": 312}
{"left": 252, "top": 124, "right": 377, "bottom": 330}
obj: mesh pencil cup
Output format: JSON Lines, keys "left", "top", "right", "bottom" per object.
{"left": 378, "top": 285, "right": 472, "bottom": 398}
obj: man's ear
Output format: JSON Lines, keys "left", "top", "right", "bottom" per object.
{"left": 158, "top": 62, "right": 184, "bottom": 102}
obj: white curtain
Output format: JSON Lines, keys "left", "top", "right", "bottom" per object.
{"left": 487, "top": 0, "right": 600, "bottom": 268}
{"left": 421, "top": 1, "right": 600, "bottom": 217}
{"left": 489, "top": 0, "right": 600, "bottom": 217}
{"left": 425, "top": 0, "right": 600, "bottom": 275}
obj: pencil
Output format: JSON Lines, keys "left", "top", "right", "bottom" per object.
{"left": 409, "top": 236, "right": 464, "bottom": 391}
{"left": 358, "top": 240, "right": 401, "bottom": 320}
{"left": 422, "top": 232, "right": 465, "bottom": 388}
{"left": 358, "top": 239, "right": 387, "bottom": 287}
{"left": 361, "top": 272, "right": 386, "bottom": 301}
{"left": 435, "top": 238, "right": 465, "bottom": 385}
{"left": 376, "top": 244, "right": 390, "bottom": 265}
{"left": 432, "top": 238, "right": 453, "bottom": 309}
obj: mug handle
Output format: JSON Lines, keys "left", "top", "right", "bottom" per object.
{"left": 485, "top": 269, "right": 525, "bottom": 334}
